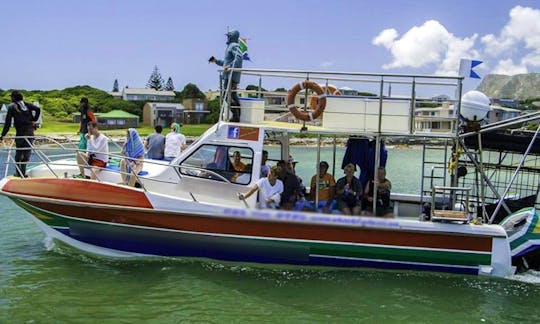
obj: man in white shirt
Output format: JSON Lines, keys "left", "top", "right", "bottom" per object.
{"left": 164, "top": 122, "right": 187, "bottom": 161}
{"left": 75, "top": 121, "right": 109, "bottom": 179}
{"left": 239, "top": 166, "right": 283, "bottom": 209}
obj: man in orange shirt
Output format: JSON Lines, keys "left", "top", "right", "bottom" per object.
{"left": 306, "top": 161, "right": 336, "bottom": 212}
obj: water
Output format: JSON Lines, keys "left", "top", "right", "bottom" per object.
{"left": 1, "top": 147, "right": 540, "bottom": 322}
{"left": 288, "top": 145, "right": 423, "bottom": 195}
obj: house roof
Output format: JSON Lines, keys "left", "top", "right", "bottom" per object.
{"left": 98, "top": 110, "right": 139, "bottom": 118}
{"left": 123, "top": 87, "right": 175, "bottom": 96}
{"left": 146, "top": 102, "right": 185, "bottom": 109}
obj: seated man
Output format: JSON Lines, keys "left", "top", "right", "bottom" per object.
{"left": 75, "top": 121, "right": 109, "bottom": 180}
{"left": 335, "top": 163, "right": 363, "bottom": 215}
{"left": 120, "top": 128, "right": 144, "bottom": 186}
{"left": 239, "top": 166, "right": 283, "bottom": 209}
{"left": 363, "top": 167, "right": 394, "bottom": 218}
{"left": 277, "top": 158, "right": 301, "bottom": 210}
{"left": 296, "top": 161, "right": 336, "bottom": 212}
{"left": 230, "top": 150, "right": 248, "bottom": 183}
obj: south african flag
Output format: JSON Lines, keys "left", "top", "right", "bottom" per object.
{"left": 239, "top": 37, "right": 251, "bottom": 61}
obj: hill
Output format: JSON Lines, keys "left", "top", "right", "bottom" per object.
{"left": 0, "top": 86, "right": 146, "bottom": 121}
{"left": 476, "top": 73, "right": 540, "bottom": 100}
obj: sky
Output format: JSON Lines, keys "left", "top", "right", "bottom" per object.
{"left": 2, "top": 0, "right": 540, "bottom": 96}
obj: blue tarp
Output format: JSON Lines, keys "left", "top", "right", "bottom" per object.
{"left": 341, "top": 138, "right": 387, "bottom": 187}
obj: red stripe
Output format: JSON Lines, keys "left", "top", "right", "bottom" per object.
{"left": 4, "top": 178, "right": 152, "bottom": 208}
{"left": 27, "top": 200, "right": 493, "bottom": 252}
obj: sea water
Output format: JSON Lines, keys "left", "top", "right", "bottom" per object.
{"left": 1, "top": 147, "right": 539, "bottom": 323}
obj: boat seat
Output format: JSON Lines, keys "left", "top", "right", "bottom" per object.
{"left": 105, "top": 165, "right": 149, "bottom": 176}
{"left": 431, "top": 210, "right": 468, "bottom": 223}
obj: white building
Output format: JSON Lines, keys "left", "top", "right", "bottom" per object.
{"left": 121, "top": 87, "right": 176, "bottom": 101}
{"left": 0, "top": 102, "right": 43, "bottom": 126}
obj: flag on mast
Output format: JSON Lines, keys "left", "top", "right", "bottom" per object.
{"left": 239, "top": 37, "right": 251, "bottom": 61}
{"left": 459, "top": 59, "right": 482, "bottom": 79}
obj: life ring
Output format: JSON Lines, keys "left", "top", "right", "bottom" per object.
{"left": 310, "top": 84, "right": 341, "bottom": 117}
{"left": 286, "top": 80, "right": 327, "bottom": 121}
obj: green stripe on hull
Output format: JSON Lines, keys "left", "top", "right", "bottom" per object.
{"left": 12, "top": 198, "right": 69, "bottom": 227}
{"left": 12, "top": 198, "right": 492, "bottom": 267}
{"left": 306, "top": 242, "right": 491, "bottom": 266}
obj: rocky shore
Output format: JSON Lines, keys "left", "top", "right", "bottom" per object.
{"left": 33, "top": 133, "right": 446, "bottom": 148}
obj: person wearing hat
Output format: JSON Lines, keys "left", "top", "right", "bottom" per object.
{"left": 208, "top": 29, "right": 243, "bottom": 122}
{"left": 276, "top": 157, "right": 301, "bottom": 210}
{"left": 78, "top": 97, "right": 96, "bottom": 151}
{"left": 307, "top": 161, "right": 336, "bottom": 212}
{"left": 164, "top": 122, "right": 187, "bottom": 161}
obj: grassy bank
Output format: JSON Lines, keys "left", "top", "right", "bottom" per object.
{"left": 34, "top": 122, "right": 212, "bottom": 137}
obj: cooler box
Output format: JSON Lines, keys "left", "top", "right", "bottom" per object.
{"left": 322, "top": 96, "right": 411, "bottom": 133}
{"left": 239, "top": 98, "right": 265, "bottom": 123}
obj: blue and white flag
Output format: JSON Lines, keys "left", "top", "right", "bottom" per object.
{"left": 459, "top": 59, "right": 482, "bottom": 79}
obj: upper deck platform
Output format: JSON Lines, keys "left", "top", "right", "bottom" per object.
{"left": 219, "top": 68, "right": 464, "bottom": 138}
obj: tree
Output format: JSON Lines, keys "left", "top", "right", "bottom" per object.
{"left": 204, "top": 98, "right": 221, "bottom": 123}
{"left": 246, "top": 84, "right": 267, "bottom": 98}
{"left": 112, "top": 79, "right": 119, "bottom": 92}
{"left": 146, "top": 66, "right": 164, "bottom": 90}
{"left": 181, "top": 83, "right": 205, "bottom": 99}
{"left": 274, "top": 87, "right": 287, "bottom": 92}
{"left": 165, "top": 77, "right": 175, "bottom": 91}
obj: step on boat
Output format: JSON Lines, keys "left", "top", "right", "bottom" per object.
{"left": 1, "top": 68, "right": 539, "bottom": 277}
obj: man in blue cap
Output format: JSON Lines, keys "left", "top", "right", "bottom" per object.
{"left": 209, "top": 29, "right": 243, "bottom": 122}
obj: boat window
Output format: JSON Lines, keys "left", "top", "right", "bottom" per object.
{"left": 178, "top": 144, "right": 253, "bottom": 184}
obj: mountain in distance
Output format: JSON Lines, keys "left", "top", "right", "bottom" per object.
{"left": 476, "top": 73, "right": 540, "bottom": 100}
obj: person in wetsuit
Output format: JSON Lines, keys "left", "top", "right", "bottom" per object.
{"left": 209, "top": 29, "right": 243, "bottom": 122}
{"left": 0, "top": 91, "right": 41, "bottom": 177}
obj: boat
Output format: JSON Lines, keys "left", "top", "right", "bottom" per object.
{"left": 1, "top": 68, "right": 539, "bottom": 277}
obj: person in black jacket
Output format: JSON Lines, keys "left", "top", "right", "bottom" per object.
{"left": 0, "top": 91, "right": 41, "bottom": 177}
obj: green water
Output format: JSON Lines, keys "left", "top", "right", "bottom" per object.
{"left": 288, "top": 146, "right": 424, "bottom": 195}
{"left": 1, "top": 147, "right": 540, "bottom": 323}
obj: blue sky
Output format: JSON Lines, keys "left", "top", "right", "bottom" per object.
{"left": 1, "top": 0, "right": 539, "bottom": 95}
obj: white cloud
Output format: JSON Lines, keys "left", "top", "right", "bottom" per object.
{"left": 372, "top": 20, "right": 479, "bottom": 75}
{"left": 320, "top": 61, "right": 335, "bottom": 68}
{"left": 373, "top": 6, "right": 540, "bottom": 77}
{"left": 376, "top": 20, "right": 450, "bottom": 69}
{"left": 372, "top": 28, "right": 398, "bottom": 49}
{"left": 492, "top": 58, "right": 527, "bottom": 75}
{"left": 481, "top": 6, "right": 540, "bottom": 56}
{"left": 436, "top": 34, "right": 479, "bottom": 76}
{"left": 522, "top": 52, "right": 540, "bottom": 67}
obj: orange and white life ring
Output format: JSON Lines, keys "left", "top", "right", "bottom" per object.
{"left": 309, "top": 84, "right": 341, "bottom": 116}
{"left": 286, "top": 80, "right": 327, "bottom": 121}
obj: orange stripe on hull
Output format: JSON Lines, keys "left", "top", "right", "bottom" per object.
{"left": 3, "top": 178, "right": 152, "bottom": 208}
{"left": 28, "top": 200, "right": 493, "bottom": 252}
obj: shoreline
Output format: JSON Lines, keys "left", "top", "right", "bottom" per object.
{"left": 30, "top": 133, "right": 442, "bottom": 149}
